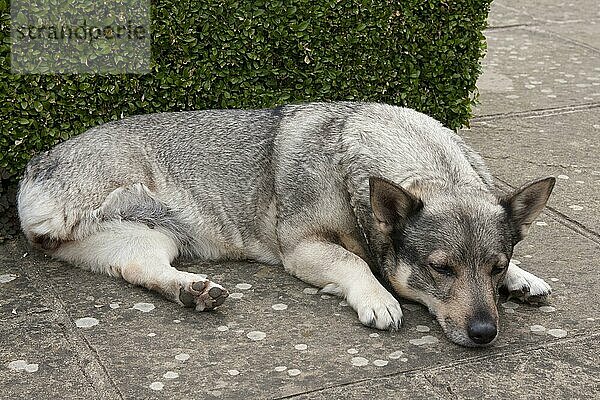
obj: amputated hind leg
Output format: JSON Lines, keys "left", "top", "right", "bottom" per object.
{"left": 53, "top": 221, "right": 228, "bottom": 311}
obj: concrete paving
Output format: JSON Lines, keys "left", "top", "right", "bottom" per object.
{"left": 475, "top": 27, "right": 600, "bottom": 116}
{"left": 1, "top": 1, "right": 599, "bottom": 399}
{"left": 462, "top": 110, "right": 600, "bottom": 233}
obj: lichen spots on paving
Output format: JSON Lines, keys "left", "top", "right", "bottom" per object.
{"left": 163, "top": 371, "right": 179, "bottom": 379}
{"left": 409, "top": 335, "right": 439, "bottom": 346}
{"left": 547, "top": 329, "right": 568, "bottom": 338}
{"left": 0, "top": 274, "right": 17, "bottom": 283}
{"left": 502, "top": 301, "right": 520, "bottom": 310}
{"left": 132, "top": 302, "right": 155, "bottom": 312}
{"left": 530, "top": 325, "right": 546, "bottom": 334}
{"left": 75, "top": 317, "right": 99, "bottom": 328}
{"left": 351, "top": 357, "right": 369, "bottom": 366}
{"left": 247, "top": 331, "right": 266, "bottom": 341}
{"left": 175, "top": 353, "right": 190, "bottom": 361}
{"left": 235, "top": 283, "right": 252, "bottom": 290}
{"left": 7, "top": 359, "right": 40, "bottom": 373}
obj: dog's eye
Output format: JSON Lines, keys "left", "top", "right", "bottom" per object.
{"left": 428, "top": 263, "right": 454, "bottom": 277}
{"left": 491, "top": 265, "right": 507, "bottom": 276}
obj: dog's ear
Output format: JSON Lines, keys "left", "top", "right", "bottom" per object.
{"left": 369, "top": 177, "right": 423, "bottom": 234}
{"left": 504, "top": 177, "right": 556, "bottom": 240}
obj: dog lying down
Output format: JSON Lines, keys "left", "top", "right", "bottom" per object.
{"left": 17, "top": 102, "right": 555, "bottom": 347}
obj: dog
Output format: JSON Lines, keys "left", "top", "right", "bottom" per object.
{"left": 17, "top": 102, "right": 555, "bottom": 347}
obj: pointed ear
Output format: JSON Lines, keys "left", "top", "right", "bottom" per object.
{"left": 504, "top": 177, "right": 556, "bottom": 240}
{"left": 369, "top": 177, "right": 423, "bottom": 234}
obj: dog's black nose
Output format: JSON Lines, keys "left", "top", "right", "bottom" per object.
{"left": 467, "top": 320, "right": 497, "bottom": 344}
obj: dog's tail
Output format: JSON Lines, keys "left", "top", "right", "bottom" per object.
{"left": 18, "top": 177, "right": 193, "bottom": 253}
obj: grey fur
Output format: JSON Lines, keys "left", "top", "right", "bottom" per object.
{"left": 17, "top": 102, "right": 555, "bottom": 347}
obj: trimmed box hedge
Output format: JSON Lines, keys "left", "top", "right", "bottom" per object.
{"left": 0, "top": 0, "right": 491, "bottom": 181}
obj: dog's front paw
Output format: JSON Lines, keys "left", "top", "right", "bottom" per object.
{"left": 503, "top": 262, "right": 551, "bottom": 304}
{"left": 178, "top": 279, "right": 229, "bottom": 311}
{"left": 349, "top": 290, "right": 403, "bottom": 331}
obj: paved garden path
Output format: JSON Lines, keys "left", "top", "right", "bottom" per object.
{"left": 1, "top": 1, "right": 599, "bottom": 398}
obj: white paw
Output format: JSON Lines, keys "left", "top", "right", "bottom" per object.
{"left": 348, "top": 288, "right": 403, "bottom": 331}
{"left": 503, "top": 262, "right": 551, "bottom": 303}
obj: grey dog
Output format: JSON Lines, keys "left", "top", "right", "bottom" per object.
{"left": 18, "top": 102, "right": 555, "bottom": 347}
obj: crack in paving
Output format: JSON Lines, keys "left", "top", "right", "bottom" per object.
{"left": 276, "top": 332, "right": 599, "bottom": 400}
{"left": 489, "top": 2, "right": 535, "bottom": 22}
{"left": 273, "top": 370, "right": 422, "bottom": 400}
{"left": 494, "top": 178, "right": 600, "bottom": 246}
{"left": 423, "top": 331, "right": 600, "bottom": 374}
{"left": 486, "top": 23, "right": 536, "bottom": 31}
{"left": 472, "top": 102, "right": 600, "bottom": 122}
{"left": 543, "top": 208, "right": 600, "bottom": 246}
{"left": 423, "top": 373, "right": 458, "bottom": 400}
{"left": 18, "top": 256, "right": 125, "bottom": 400}
{"left": 530, "top": 26, "right": 600, "bottom": 54}
{"left": 486, "top": 2, "right": 600, "bottom": 28}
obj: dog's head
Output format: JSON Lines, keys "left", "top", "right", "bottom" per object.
{"left": 369, "top": 176, "right": 555, "bottom": 347}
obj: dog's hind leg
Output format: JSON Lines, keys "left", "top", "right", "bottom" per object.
{"left": 53, "top": 221, "right": 228, "bottom": 311}
{"left": 502, "top": 261, "right": 551, "bottom": 303}
{"left": 281, "top": 239, "right": 403, "bottom": 330}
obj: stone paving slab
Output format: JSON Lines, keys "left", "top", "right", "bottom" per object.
{"left": 487, "top": 2, "right": 535, "bottom": 28}
{"left": 425, "top": 335, "right": 600, "bottom": 400}
{"left": 2, "top": 2, "right": 599, "bottom": 399}
{"left": 288, "top": 373, "right": 445, "bottom": 399}
{"left": 542, "top": 21, "right": 600, "bottom": 50}
{"left": 0, "top": 318, "right": 98, "bottom": 400}
{"left": 488, "top": 0, "right": 600, "bottom": 25}
{"left": 476, "top": 28, "right": 600, "bottom": 116}
{"left": 293, "top": 335, "right": 600, "bottom": 400}
{"left": 0, "top": 251, "right": 101, "bottom": 399}
{"left": 1, "top": 207, "right": 598, "bottom": 399}
{"left": 461, "top": 109, "right": 600, "bottom": 234}
{"left": 500, "top": 216, "right": 600, "bottom": 339}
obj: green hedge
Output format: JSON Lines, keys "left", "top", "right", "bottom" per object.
{"left": 0, "top": 0, "right": 491, "bottom": 181}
